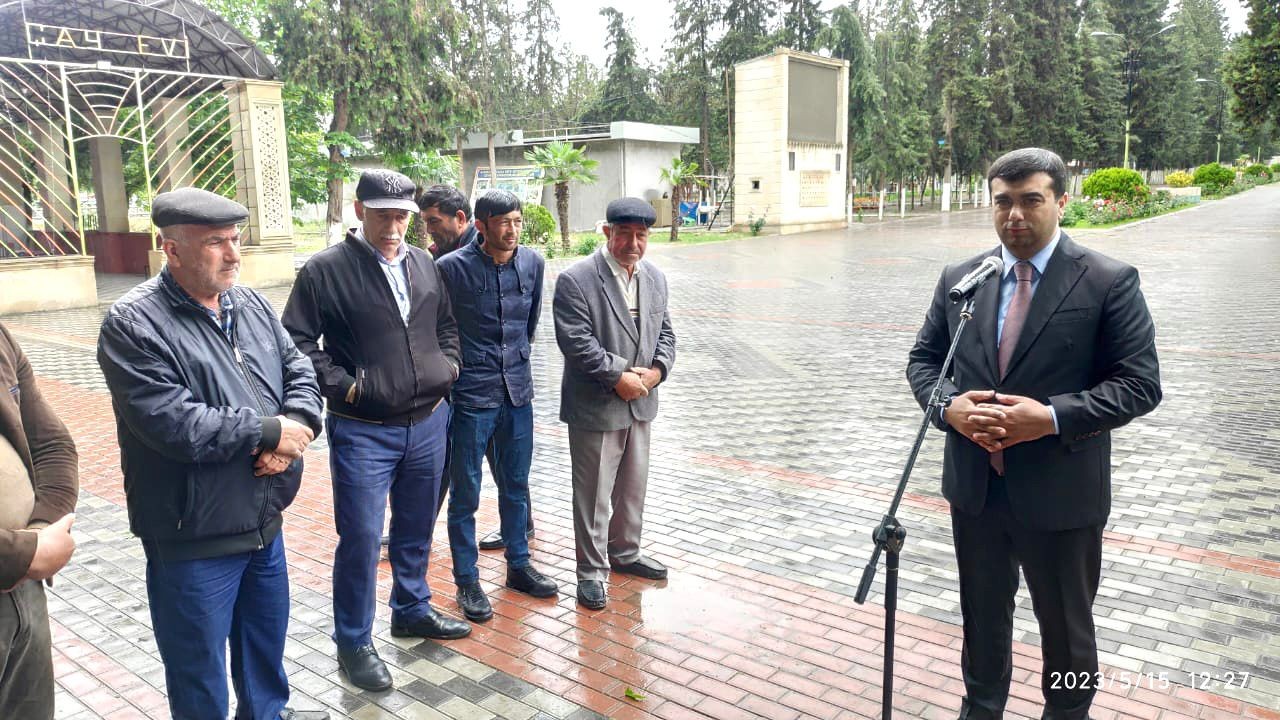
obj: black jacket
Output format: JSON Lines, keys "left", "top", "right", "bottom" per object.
{"left": 97, "top": 270, "right": 323, "bottom": 560}
{"left": 906, "top": 234, "right": 1161, "bottom": 531}
{"left": 282, "top": 230, "right": 460, "bottom": 424}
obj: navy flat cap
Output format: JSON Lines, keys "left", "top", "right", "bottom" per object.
{"left": 151, "top": 188, "right": 249, "bottom": 228}
{"left": 605, "top": 197, "right": 656, "bottom": 227}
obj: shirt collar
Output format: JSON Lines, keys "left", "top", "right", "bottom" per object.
{"left": 1001, "top": 227, "right": 1060, "bottom": 279}
{"left": 600, "top": 244, "right": 640, "bottom": 280}
{"left": 161, "top": 265, "right": 232, "bottom": 313}
{"left": 355, "top": 226, "right": 406, "bottom": 266}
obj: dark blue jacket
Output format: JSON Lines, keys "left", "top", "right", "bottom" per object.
{"left": 437, "top": 237, "right": 544, "bottom": 408}
{"left": 97, "top": 270, "right": 323, "bottom": 561}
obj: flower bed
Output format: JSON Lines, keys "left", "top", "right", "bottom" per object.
{"left": 1061, "top": 191, "right": 1196, "bottom": 228}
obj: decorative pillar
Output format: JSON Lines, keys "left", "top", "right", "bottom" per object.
{"left": 88, "top": 137, "right": 130, "bottom": 231}
{"left": 34, "top": 119, "right": 75, "bottom": 233}
{"left": 0, "top": 130, "right": 30, "bottom": 253}
{"left": 152, "top": 97, "right": 194, "bottom": 193}
{"left": 226, "top": 79, "right": 291, "bottom": 247}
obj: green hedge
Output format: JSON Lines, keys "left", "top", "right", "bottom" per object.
{"left": 1193, "top": 162, "right": 1235, "bottom": 193}
{"left": 1082, "top": 167, "right": 1149, "bottom": 202}
{"left": 520, "top": 203, "right": 556, "bottom": 246}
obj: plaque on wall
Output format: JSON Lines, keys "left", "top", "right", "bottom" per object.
{"left": 799, "top": 171, "right": 829, "bottom": 207}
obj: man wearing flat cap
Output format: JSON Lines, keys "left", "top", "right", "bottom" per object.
{"left": 97, "top": 187, "right": 327, "bottom": 720}
{"left": 553, "top": 197, "right": 677, "bottom": 610}
{"left": 283, "top": 169, "right": 467, "bottom": 692}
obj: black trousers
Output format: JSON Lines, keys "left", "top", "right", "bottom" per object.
{"left": 0, "top": 580, "right": 53, "bottom": 720}
{"left": 951, "top": 473, "right": 1104, "bottom": 720}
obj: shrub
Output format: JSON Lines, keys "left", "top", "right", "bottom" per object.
{"left": 1060, "top": 199, "right": 1089, "bottom": 227}
{"left": 1243, "top": 163, "right": 1273, "bottom": 180}
{"left": 1271, "top": 162, "right": 1280, "bottom": 176}
{"left": 1192, "top": 162, "right": 1235, "bottom": 194}
{"left": 1165, "top": 170, "right": 1194, "bottom": 188}
{"left": 1082, "top": 167, "right": 1149, "bottom": 202}
{"left": 573, "top": 234, "right": 600, "bottom": 256}
{"left": 521, "top": 203, "right": 556, "bottom": 247}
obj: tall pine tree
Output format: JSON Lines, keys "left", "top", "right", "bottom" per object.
{"left": 580, "top": 8, "right": 661, "bottom": 123}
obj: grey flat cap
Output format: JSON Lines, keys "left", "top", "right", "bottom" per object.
{"left": 605, "top": 197, "right": 656, "bottom": 227}
{"left": 151, "top": 188, "right": 248, "bottom": 228}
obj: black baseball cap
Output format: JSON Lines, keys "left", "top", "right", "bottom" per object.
{"left": 356, "top": 169, "right": 418, "bottom": 212}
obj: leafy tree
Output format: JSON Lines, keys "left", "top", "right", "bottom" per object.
{"left": 777, "top": 0, "right": 826, "bottom": 52}
{"left": 1098, "top": 0, "right": 1179, "bottom": 169}
{"left": 668, "top": 0, "right": 722, "bottom": 173}
{"left": 865, "top": 0, "right": 930, "bottom": 195}
{"left": 521, "top": 0, "right": 563, "bottom": 132}
{"left": 265, "top": 0, "right": 478, "bottom": 242}
{"left": 524, "top": 141, "right": 600, "bottom": 252}
{"left": 819, "top": 4, "right": 883, "bottom": 196}
{"left": 1079, "top": 0, "right": 1126, "bottom": 168}
{"left": 659, "top": 158, "right": 706, "bottom": 242}
{"left": 580, "top": 8, "right": 661, "bottom": 123}
{"left": 923, "top": 0, "right": 994, "bottom": 193}
{"left": 1227, "top": 0, "right": 1280, "bottom": 129}
{"left": 714, "top": 0, "right": 777, "bottom": 68}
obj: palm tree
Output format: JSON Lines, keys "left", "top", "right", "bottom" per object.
{"left": 659, "top": 158, "right": 706, "bottom": 242}
{"left": 524, "top": 141, "right": 599, "bottom": 252}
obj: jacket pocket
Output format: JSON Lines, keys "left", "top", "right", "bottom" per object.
{"left": 178, "top": 475, "right": 196, "bottom": 531}
{"left": 354, "top": 367, "right": 367, "bottom": 406}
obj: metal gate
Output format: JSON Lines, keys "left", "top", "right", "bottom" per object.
{"left": 0, "top": 56, "right": 243, "bottom": 259}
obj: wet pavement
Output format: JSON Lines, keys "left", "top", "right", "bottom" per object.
{"left": 5, "top": 184, "right": 1279, "bottom": 719}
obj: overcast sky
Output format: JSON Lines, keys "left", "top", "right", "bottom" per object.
{"left": 550, "top": 0, "right": 1252, "bottom": 68}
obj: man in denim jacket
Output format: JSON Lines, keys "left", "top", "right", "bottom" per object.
{"left": 437, "top": 189, "right": 558, "bottom": 622}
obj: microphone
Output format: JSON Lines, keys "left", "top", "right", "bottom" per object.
{"left": 948, "top": 256, "right": 1004, "bottom": 302}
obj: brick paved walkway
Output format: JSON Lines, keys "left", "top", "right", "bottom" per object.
{"left": 5, "top": 184, "right": 1279, "bottom": 719}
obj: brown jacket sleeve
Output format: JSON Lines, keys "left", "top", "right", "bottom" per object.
{"left": 0, "top": 529, "right": 37, "bottom": 589}
{"left": 0, "top": 323, "right": 78, "bottom": 587}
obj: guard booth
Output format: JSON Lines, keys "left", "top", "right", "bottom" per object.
{"left": 0, "top": 0, "right": 295, "bottom": 315}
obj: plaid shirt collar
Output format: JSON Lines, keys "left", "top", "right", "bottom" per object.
{"left": 161, "top": 267, "right": 235, "bottom": 338}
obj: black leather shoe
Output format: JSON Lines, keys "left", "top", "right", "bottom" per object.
{"left": 576, "top": 580, "right": 606, "bottom": 610}
{"left": 478, "top": 527, "right": 536, "bottom": 551}
{"left": 455, "top": 581, "right": 493, "bottom": 622}
{"left": 390, "top": 606, "right": 471, "bottom": 640}
{"left": 280, "top": 709, "right": 330, "bottom": 720}
{"left": 506, "top": 565, "right": 558, "bottom": 598}
{"left": 610, "top": 556, "right": 667, "bottom": 580}
{"left": 337, "top": 645, "right": 392, "bottom": 692}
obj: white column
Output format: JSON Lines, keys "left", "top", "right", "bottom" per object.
{"left": 152, "top": 97, "right": 194, "bottom": 193}
{"left": 226, "top": 80, "right": 292, "bottom": 246}
{"left": 89, "top": 137, "right": 130, "bottom": 232}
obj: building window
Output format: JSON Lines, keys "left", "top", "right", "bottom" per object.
{"left": 835, "top": 153, "right": 842, "bottom": 172}
{"left": 751, "top": 179, "right": 761, "bottom": 191}
{"left": 788, "top": 152, "right": 796, "bottom": 171}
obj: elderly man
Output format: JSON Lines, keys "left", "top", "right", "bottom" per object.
{"left": 553, "top": 197, "right": 676, "bottom": 610}
{"left": 908, "top": 148, "right": 1161, "bottom": 719}
{"left": 0, "top": 323, "right": 77, "bottom": 720}
{"left": 437, "top": 189, "right": 556, "bottom": 622}
{"left": 283, "top": 169, "right": 468, "bottom": 693}
{"left": 97, "top": 188, "right": 326, "bottom": 720}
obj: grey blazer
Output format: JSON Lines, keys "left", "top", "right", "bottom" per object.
{"left": 554, "top": 251, "right": 677, "bottom": 431}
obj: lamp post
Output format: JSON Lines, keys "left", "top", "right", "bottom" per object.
{"left": 1195, "top": 77, "right": 1225, "bottom": 164}
{"left": 1090, "top": 24, "right": 1177, "bottom": 169}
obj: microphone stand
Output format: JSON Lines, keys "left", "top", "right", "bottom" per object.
{"left": 855, "top": 294, "right": 978, "bottom": 720}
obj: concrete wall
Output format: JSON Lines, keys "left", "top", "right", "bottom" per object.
{"left": 0, "top": 256, "right": 97, "bottom": 315}
{"left": 734, "top": 50, "right": 848, "bottom": 234}
{"left": 459, "top": 139, "right": 684, "bottom": 233}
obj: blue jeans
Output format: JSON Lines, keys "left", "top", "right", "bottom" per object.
{"left": 447, "top": 401, "right": 534, "bottom": 583}
{"left": 328, "top": 403, "right": 449, "bottom": 651}
{"left": 144, "top": 533, "right": 290, "bottom": 720}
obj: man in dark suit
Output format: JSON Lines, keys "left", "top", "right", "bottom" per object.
{"left": 907, "top": 147, "right": 1162, "bottom": 720}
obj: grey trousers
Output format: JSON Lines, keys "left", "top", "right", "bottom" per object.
{"left": 568, "top": 421, "right": 650, "bottom": 582}
{"left": 0, "top": 580, "right": 53, "bottom": 720}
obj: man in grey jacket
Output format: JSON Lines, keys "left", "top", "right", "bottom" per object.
{"left": 553, "top": 197, "right": 676, "bottom": 610}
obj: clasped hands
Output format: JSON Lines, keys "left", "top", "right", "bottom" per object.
{"left": 252, "top": 415, "right": 314, "bottom": 477}
{"left": 614, "top": 366, "right": 662, "bottom": 401}
{"left": 943, "top": 390, "right": 1055, "bottom": 453}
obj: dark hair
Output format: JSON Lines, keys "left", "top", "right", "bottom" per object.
{"left": 417, "top": 184, "right": 471, "bottom": 220}
{"left": 473, "top": 189, "right": 522, "bottom": 221}
{"left": 986, "top": 148, "right": 1068, "bottom": 198}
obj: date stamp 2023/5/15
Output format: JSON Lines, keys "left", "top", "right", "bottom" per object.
{"left": 1047, "top": 670, "right": 1252, "bottom": 692}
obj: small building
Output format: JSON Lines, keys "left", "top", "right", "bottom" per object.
{"left": 733, "top": 49, "right": 849, "bottom": 235}
{"left": 457, "top": 122, "right": 699, "bottom": 232}
{"left": 0, "top": 0, "right": 295, "bottom": 315}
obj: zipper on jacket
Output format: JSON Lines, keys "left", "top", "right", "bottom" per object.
{"left": 229, "top": 321, "right": 275, "bottom": 542}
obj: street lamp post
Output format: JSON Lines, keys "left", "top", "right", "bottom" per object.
{"left": 1195, "top": 77, "right": 1225, "bottom": 164}
{"left": 1090, "top": 24, "right": 1177, "bottom": 169}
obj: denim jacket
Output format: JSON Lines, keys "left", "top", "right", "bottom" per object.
{"left": 437, "top": 236, "right": 545, "bottom": 408}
